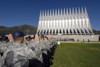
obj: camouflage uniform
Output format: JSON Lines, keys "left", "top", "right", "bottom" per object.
{"left": 0, "top": 55, "right": 2, "bottom": 67}
{"left": 3, "top": 43, "right": 38, "bottom": 67}
{"left": 26, "top": 41, "right": 43, "bottom": 63}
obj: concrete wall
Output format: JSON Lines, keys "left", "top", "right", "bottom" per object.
{"left": 47, "top": 35, "right": 100, "bottom": 41}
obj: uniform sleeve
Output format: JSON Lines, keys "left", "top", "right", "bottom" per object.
{"left": 0, "top": 55, "right": 2, "bottom": 67}
{"left": 3, "top": 50, "right": 29, "bottom": 67}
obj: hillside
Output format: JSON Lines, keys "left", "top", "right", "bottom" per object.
{"left": 0, "top": 24, "right": 37, "bottom": 35}
{"left": 0, "top": 25, "right": 100, "bottom": 35}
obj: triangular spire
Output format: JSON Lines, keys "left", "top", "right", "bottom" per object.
{"left": 72, "top": 7, "right": 74, "bottom": 15}
{"left": 64, "top": 8, "right": 65, "bottom": 15}
{"left": 61, "top": 8, "right": 62, "bottom": 16}
{"left": 55, "top": 9, "right": 57, "bottom": 16}
{"left": 69, "top": 8, "right": 71, "bottom": 15}
{"left": 45, "top": 10, "right": 46, "bottom": 16}
{"left": 47, "top": 9, "right": 49, "bottom": 16}
{"left": 85, "top": 7, "right": 88, "bottom": 16}
{"left": 53, "top": 9, "right": 54, "bottom": 16}
{"left": 81, "top": 7, "right": 84, "bottom": 14}
{"left": 66, "top": 8, "right": 68, "bottom": 15}
{"left": 58, "top": 8, "right": 60, "bottom": 16}
{"left": 50, "top": 9, "right": 51, "bottom": 16}
{"left": 78, "top": 7, "right": 80, "bottom": 15}
{"left": 40, "top": 10, "right": 41, "bottom": 17}
{"left": 42, "top": 10, "right": 44, "bottom": 16}
{"left": 75, "top": 7, "right": 77, "bottom": 15}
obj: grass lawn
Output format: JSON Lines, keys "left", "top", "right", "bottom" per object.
{"left": 51, "top": 43, "right": 100, "bottom": 67}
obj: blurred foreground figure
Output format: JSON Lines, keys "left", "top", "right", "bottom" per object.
{"left": 3, "top": 31, "right": 36, "bottom": 67}
{"left": 0, "top": 55, "right": 2, "bottom": 67}
{"left": 0, "top": 31, "right": 57, "bottom": 67}
{"left": 2, "top": 36, "right": 9, "bottom": 43}
{"left": 0, "top": 36, "right": 11, "bottom": 57}
{"left": 0, "top": 35, "right": 2, "bottom": 42}
{"left": 25, "top": 36, "right": 32, "bottom": 45}
{"left": 26, "top": 36, "right": 32, "bottom": 42}
{"left": 3, "top": 31, "right": 28, "bottom": 67}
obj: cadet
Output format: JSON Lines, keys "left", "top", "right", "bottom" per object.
{"left": 26, "top": 36, "right": 32, "bottom": 41}
{"left": 0, "top": 36, "right": 10, "bottom": 56}
{"left": 28, "top": 34, "right": 43, "bottom": 64}
{"left": 25, "top": 36, "right": 32, "bottom": 45}
{"left": 2, "top": 36, "right": 9, "bottom": 43}
{"left": 3, "top": 31, "right": 43, "bottom": 67}
{"left": 0, "top": 35, "right": 2, "bottom": 42}
{"left": 0, "top": 55, "right": 2, "bottom": 67}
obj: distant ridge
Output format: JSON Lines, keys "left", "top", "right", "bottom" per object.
{"left": 0, "top": 24, "right": 99, "bottom": 35}
{"left": 0, "top": 24, "right": 37, "bottom": 35}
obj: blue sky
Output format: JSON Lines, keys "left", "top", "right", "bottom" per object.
{"left": 0, "top": 0, "right": 100, "bottom": 30}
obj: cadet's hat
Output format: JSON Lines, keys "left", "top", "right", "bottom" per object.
{"left": 41, "top": 35, "right": 44, "bottom": 38}
{"left": 13, "top": 31, "right": 24, "bottom": 38}
{"left": 26, "top": 36, "right": 31, "bottom": 39}
{"left": 45, "top": 36, "right": 48, "bottom": 39}
{"left": 2, "top": 36, "right": 8, "bottom": 40}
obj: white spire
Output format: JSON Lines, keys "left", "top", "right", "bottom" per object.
{"left": 64, "top": 8, "right": 65, "bottom": 15}
{"left": 55, "top": 9, "right": 57, "bottom": 16}
{"left": 45, "top": 10, "right": 46, "bottom": 16}
{"left": 69, "top": 8, "right": 71, "bottom": 15}
{"left": 75, "top": 7, "right": 77, "bottom": 15}
{"left": 50, "top": 9, "right": 51, "bottom": 16}
{"left": 61, "top": 8, "right": 62, "bottom": 15}
{"left": 72, "top": 7, "right": 74, "bottom": 15}
{"left": 78, "top": 7, "right": 80, "bottom": 15}
{"left": 47, "top": 9, "right": 49, "bottom": 16}
{"left": 40, "top": 10, "right": 41, "bottom": 17}
{"left": 81, "top": 7, "right": 84, "bottom": 14}
{"left": 58, "top": 8, "right": 60, "bottom": 16}
{"left": 66, "top": 8, "right": 68, "bottom": 15}
{"left": 53, "top": 9, "right": 54, "bottom": 16}
{"left": 85, "top": 7, "right": 88, "bottom": 16}
{"left": 42, "top": 10, "right": 44, "bottom": 16}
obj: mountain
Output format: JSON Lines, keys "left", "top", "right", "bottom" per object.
{"left": 0, "top": 24, "right": 37, "bottom": 35}
{"left": 0, "top": 25, "right": 100, "bottom": 35}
